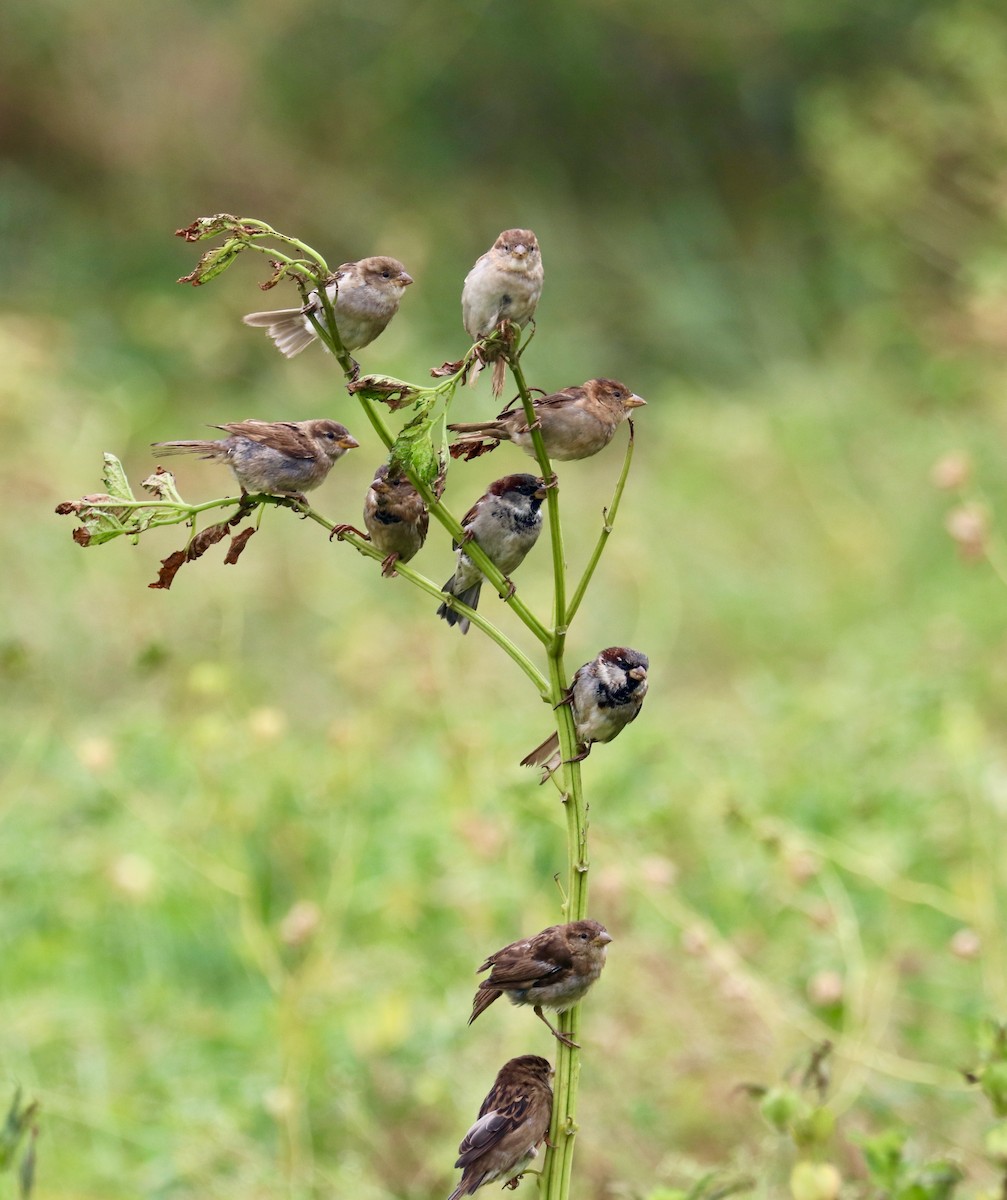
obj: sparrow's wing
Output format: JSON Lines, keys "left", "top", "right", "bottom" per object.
{"left": 456, "top": 1092, "right": 534, "bottom": 1167}
{"left": 480, "top": 934, "right": 573, "bottom": 990}
{"left": 214, "top": 421, "right": 317, "bottom": 459}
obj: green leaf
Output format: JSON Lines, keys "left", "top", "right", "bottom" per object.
{"left": 389, "top": 396, "right": 440, "bottom": 491}
{"left": 101, "top": 453, "right": 136, "bottom": 502}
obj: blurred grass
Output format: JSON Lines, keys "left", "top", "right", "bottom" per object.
{"left": 5, "top": 0, "right": 1007, "bottom": 1196}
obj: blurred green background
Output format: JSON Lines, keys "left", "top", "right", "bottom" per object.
{"left": 4, "top": 0, "right": 1007, "bottom": 1195}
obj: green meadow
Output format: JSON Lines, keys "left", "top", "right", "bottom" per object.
{"left": 4, "top": 1, "right": 1007, "bottom": 1195}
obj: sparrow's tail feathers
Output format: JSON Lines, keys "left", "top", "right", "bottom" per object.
{"left": 491, "top": 358, "right": 507, "bottom": 396}
{"left": 468, "top": 986, "right": 502, "bottom": 1025}
{"left": 446, "top": 421, "right": 504, "bottom": 437}
{"left": 446, "top": 1175, "right": 478, "bottom": 1200}
{"left": 436, "top": 579, "right": 481, "bottom": 634}
{"left": 519, "top": 731, "right": 560, "bottom": 771}
{"left": 150, "top": 440, "right": 219, "bottom": 458}
{"left": 242, "top": 310, "right": 315, "bottom": 358}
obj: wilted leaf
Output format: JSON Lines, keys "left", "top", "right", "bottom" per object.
{"left": 347, "top": 375, "right": 420, "bottom": 411}
{"left": 430, "top": 357, "right": 467, "bottom": 378}
{"left": 449, "top": 437, "right": 498, "bottom": 461}
{"left": 142, "top": 467, "right": 184, "bottom": 504}
{"left": 224, "top": 526, "right": 256, "bottom": 564}
{"left": 149, "top": 550, "right": 187, "bottom": 590}
{"left": 175, "top": 213, "right": 242, "bottom": 242}
{"left": 177, "top": 237, "right": 247, "bottom": 286}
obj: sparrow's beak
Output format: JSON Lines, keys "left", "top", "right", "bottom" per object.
{"left": 512, "top": 243, "right": 528, "bottom": 258}
{"left": 371, "top": 477, "right": 390, "bottom": 493}
{"left": 626, "top": 394, "right": 647, "bottom": 409}
{"left": 597, "top": 931, "right": 614, "bottom": 946}
{"left": 534, "top": 486, "right": 548, "bottom": 501}
{"left": 628, "top": 667, "right": 647, "bottom": 681}
{"left": 400, "top": 273, "right": 414, "bottom": 286}
{"left": 340, "top": 435, "right": 360, "bottom": 450}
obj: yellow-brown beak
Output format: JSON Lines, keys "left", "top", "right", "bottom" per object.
{"left": 628, "top": 666, "right": 647, "bottom": 681}
{"left": 625, "top": 394, "right": 647, "bottom": 410}
{"left": 596, "top": 931, "right": 614, "bottom": 946}
{"left": 400, "top": 273, "right": 414, "bottom": 286}
{"left": 340, "top": 435, "right": 360, "bottom": 450}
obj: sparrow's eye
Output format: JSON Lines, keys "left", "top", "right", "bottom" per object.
{"left": 579, "top": 932, "right": 589, "bottom": 941}
{"left": 381, "top": 269, "right": 391, "bottom": 278}
{"left": 325, "top": 431, "right": 337, "bottom": 440}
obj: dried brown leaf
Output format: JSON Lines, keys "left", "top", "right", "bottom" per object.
{"left": 224, "top": 527, "right": 256, "bottom": 564}
{"left": 430, "top": 358, "right": 466, "bottom": 378}
{"left": 448, "top": 439, "right": 498, "bottom": 461}
{"left": 149, "top": 550, "right": 187, "bottom": 590}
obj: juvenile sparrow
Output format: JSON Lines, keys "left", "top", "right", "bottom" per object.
{"left": 462, "top": 230, "right": 543, "bottom": 394}
{"left": 447, "top": 1056, "right": 554, "bottom": 1200}
{"left": 449, "top": 378, "right": 646, "bottom": 462}
{"left": 151, "top": 419, "right": 359, "bottom": 501}
{"left": 242, "top": 256, "right": 413, "bottom": 358}
{"left": 355, "top": 464, "right": 430, "bottom": 577}
{"left": 437, "top": 474, "right": 546, "bottom": 634}
{"left": 521, "top": 647, "right": 649, "bottom": 777}
{"left": 469, "top": 920, "right": 613, "bottom": 1048}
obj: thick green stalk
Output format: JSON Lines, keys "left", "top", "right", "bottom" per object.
{"left": 500, "top": 343, "right": 589, "bottom": 1200}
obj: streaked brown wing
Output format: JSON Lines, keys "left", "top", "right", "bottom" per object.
{"left": 215, "top": 421, "right": 316, "bottom": 459}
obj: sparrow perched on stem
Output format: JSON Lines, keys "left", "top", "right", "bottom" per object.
{"left": 151, "top": 419, "right": 359, "bottom": 501}
{"left": 521, "top": 647, "right": 649, "bottom": 778}
{"left": 447, "top": 1056, "right": 554, "bottom": 1200}
{"left": 449, "top": 378, "right": 646, "bottom": 462}
{"left": 242, "top": 256, "right": 413, "bottom": 358}
{"left": 437, "top": 474, "right": 546, "bottom": 634}
{"left": 469, "top": 920, "right": 613, "bottom": 1048}
{"left": 333, "top": 464, "right": 429, "bottom": 577}
{"left": 462, "top": 230, "right": 543, "bottom": 394}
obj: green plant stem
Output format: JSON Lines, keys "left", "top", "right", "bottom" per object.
{"left": 566, "top": 419, "right": 636, "bottom": 627}
{"left": 498, "top": 346, "right": 590, "bottom": 1200}
{"left": 507, "top": 349, "right": 567, "bottom": 644}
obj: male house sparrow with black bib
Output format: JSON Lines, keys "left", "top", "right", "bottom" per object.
{"left": 521, "top": 647, "right": 649, "bottom": 777}
{"left": 446, "top": 1055, "right": 554, "bottom": 1200}
{"left": 437, "top": 474, "right": 546, "bottom": 634}
{"left": 468, "top": 920, "right": 613, "bottom": 1048}
{"left": 243, "top": 256, "right": 413, "bottom": 359}
{"left": 151, "top": 419, "right": 359, "bottom": 502}
{"left": 461, "top": 229, "right": 543, "bottom": 394}
{"left": 449, "top": 378, "right": 646, "bottom": 462}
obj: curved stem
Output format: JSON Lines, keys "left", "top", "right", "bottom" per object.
{"left": 566, "top": 419, "right": 636, "bottom": 627}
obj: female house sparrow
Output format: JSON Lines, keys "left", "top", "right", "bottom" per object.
{"left": 521, "top": 647, "right": 649, "bottom": 777}
{"left": 151, "top": 419, "right": 359, "bottom": 501}
{"left": 449, "top": 378, "right": 646, "bottom": 462}
{"left": 462, "top": 230, "right": 543, "bottom": 394}
{"left": 437, "top": 474, "right": 547, "bottom": 634}
{"left": 469, "top": 920, "right": 613, "bottom": 1048}
{"left": 447, "top": 1056, "right": 554, "bottom": 1200}
{"left": 242, "top": 256, "right": 413, "bottom": 358}
{"left": 344, "top": 464, "right": 429, "bottom": 577}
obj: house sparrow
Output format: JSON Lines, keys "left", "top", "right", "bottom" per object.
{"left": 242, "top": 256, "right": 413, "bottom": 358}
{"left": 437, "top": 474, "right": 546, "bottom": 634}
{"left": 462, "top": 230, "right": 543, "bottom": 394}
{"left": 355, "top": 464, "right": 430, "bottom": 576}
{"left": 449, "top": 378, "right": 646, "bottom": 462}
{"left": 521, "top": 648, "right": 649, "bottom": 778}
{"left": 447, "top": 1056, "right": 554, "bottom": 1200}
{"left": 469, "top": 920, "right": 613, "bottom": 1048}
{"left": 151, "top": 419, "right": 359, "bottom": 501}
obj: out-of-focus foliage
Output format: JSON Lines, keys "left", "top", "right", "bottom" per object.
{"left": 4, "top": 0, "right": 1007, "bottom": 1197}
